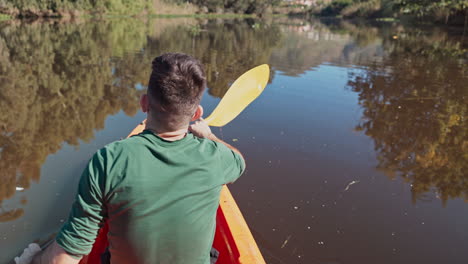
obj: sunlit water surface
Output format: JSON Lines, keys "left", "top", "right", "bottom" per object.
{"left": 0, "top": 18, "right": 467, "bottom": 264}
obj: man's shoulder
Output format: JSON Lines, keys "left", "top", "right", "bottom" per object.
{"left": 195, "top": 136, "right": 241, "bottom": 159}
{"left": 98, "top": 133, "right": 146, "bottom": 157}
{"left": 192, "top": 135, "right": 226, "bottom": 151}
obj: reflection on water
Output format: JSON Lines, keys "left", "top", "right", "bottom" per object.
{"left": 0, "top": 19, "right": 283, "bottom": 226}
{"left": 0, "top": 18, "right": 285, "bottom": 263}
{"left": 346, "top": 23, "right": 468, "bottom": 204}
{"left": 122, "top": 19, "right": 282, "bottom": 98}
{"left": 0, "top": 17, "right": 466, "bottom": 264}
{"left": 0, "top": 20, "right": 146, "bottom": 222}
{"left": 271, "top": 20, "right": 352, "bottom": 76}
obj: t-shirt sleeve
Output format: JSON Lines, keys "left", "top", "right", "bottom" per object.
{"left": 216, "top": 143, "right": 246, "bottom": 184}
{"left": 56, "top": 148, "right": 108, "bottom": 258}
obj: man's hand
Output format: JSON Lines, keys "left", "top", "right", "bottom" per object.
{"left": 15, "top": 243, "right": 41, "bottom": 264}
{"left": 27, "top": 241, "right": 81, "bottom": 264}
{"left": 189, "top": 118, "right": 213, "bottom": 138}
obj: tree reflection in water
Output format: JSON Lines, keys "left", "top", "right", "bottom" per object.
{"left": 0, "top": 20, "right": 148, "bottom": 222}
{"left": 0, "top": 19, "right": 282, "bottom": 222}
{"left": 347, "top": 25, "right": 468, "bottom": 204}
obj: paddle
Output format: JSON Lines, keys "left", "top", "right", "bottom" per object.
{"left": 204, "top": 64, "right": 270, "bottom": 127}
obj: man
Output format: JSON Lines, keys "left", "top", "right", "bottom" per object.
{"left": 21, "top": 53, "right": 245, "bottom": 264}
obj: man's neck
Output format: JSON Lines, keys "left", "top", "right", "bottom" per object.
{"left": 145, "top": 120, "right": 188, "bottom": 141}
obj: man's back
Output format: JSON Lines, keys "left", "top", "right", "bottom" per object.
{"left": 56, "top": 130, "right": 245, "bottom": 264}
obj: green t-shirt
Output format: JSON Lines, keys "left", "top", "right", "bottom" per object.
{"left": 56, "top": 130, "right": 245, "bottom": 264}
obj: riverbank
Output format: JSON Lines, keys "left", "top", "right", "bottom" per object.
{"left": 283, "top": 0, "right": 468, "bottom": 26}
{"left": 0, "top": 0, "right": 281, "bottom": 20}
{"left": 0, "top": 0, "right": 198, "bottom": 20}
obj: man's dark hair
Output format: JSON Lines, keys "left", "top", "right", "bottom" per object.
{"left": 148, "top": 53, "right": 206, "bottom": 120}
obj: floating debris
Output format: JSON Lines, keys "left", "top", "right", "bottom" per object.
{"left": 232, "top": 138, "right": 238, "bottom": 142}
{"left": 344, "top": 180, "right": 360, "bottom": 191}
{"left": 318, "top": 241, "right": 324, "bottom": 245}
{"left": 15, "top": 187, "right": 24, "bottom": 191}
{"left": 281, "top": 235, "right": 292, "bottom": 248}
{"left": 293, "top": 206, "right": 299, "bottom": 210}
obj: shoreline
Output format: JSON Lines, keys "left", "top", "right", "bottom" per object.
{"left": 0, "top": 12, "right": 292, "bottom": 22}
{"left": 0, "top": 9, "right": 465, "bottom": 29}
{"left": 0, "top": 12, "right": 266, "bottom": 21}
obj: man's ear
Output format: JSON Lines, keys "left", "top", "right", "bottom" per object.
{"left": 191, "top": 105, "right": 203, "bottom": 121}
{"left": 140, "top": 94, "right": 149, "bottom": 113}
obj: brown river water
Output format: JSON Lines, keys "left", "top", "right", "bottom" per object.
{"left": 0, "top": 18, "right": 467, "bottom": 264}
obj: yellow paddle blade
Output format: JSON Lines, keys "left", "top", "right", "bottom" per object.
{"left": 205, "top": 64, "right": 270, "bottom": 127}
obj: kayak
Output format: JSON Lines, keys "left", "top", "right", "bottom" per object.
{"left": 78, "top": 122, "right": 265, "bottom": 264}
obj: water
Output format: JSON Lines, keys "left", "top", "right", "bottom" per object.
{"left": 0, "top": 18, "right": 466, "bottom": 264}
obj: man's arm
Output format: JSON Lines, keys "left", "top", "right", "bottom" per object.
{"left": 31, "top": 241, "right": 80, "bottom": 264}
{"left": 28, "top": 149, "right": 108, "bottom": 264}
{"left": 189, "top": 117, "right": 246, "bottom": 184}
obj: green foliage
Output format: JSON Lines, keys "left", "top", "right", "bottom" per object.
{"left": 1, "top": 0, "right": 150, "bottom": 17}
{"left": 341, "top": 0, "right": 396, "bottom": 17}
{"left": 190, "top": 0, "right": 279, "bottom": 14}
{"left": 101, "top": 0, "right": 149, "bottom": 15}
{"left": 0, "top": 0, "right": 280, "bottom": 16}
{"left": 320, "top": 0, "right": 353, "bottom": 16}
{"left": 395, "top": 0, "right": 468, "bottom": 15}
{"left": 6, "top": 0, "right": 93, "bottom": 11}
{"left": 0, "top": 14, "right": 10, "bottom": 20}
{"left": 315, "top": 0, "right": 467, "bottom": 22}
{"left": 394, "top": 0, "right": 468, "bottom": 23}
